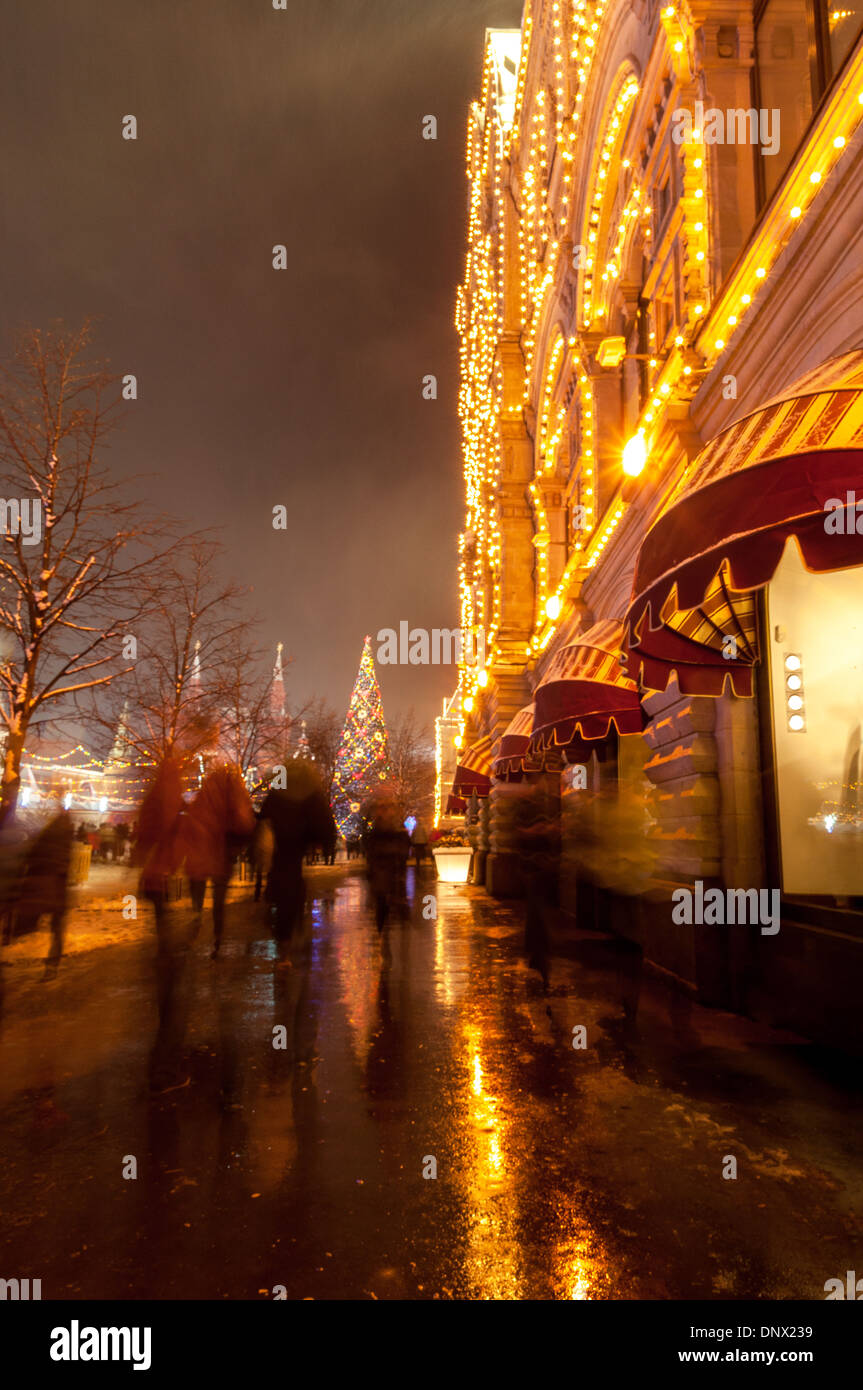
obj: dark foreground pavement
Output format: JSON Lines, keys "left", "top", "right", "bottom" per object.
{"left": 0, "top": 864, "right": 861, "bottom": 1300}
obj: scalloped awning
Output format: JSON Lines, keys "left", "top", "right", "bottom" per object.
{"left": 624, "top": 351, "right": 863, "bottom": 696}
{"left": 528, "top": 619, "right": 643, "bottom": 758}
{"left": 492, "top": 703, "right": 536, "bottom": 780}
{"left": 452, "top": 733, "right": 494, "bottom": 798}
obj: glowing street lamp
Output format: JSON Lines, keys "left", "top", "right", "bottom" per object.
{"left": 622, "top": 430, "right": 647, "bottom": 477}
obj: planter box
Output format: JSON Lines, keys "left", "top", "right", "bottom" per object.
{"left": 433, "top": 847, "right": 473, "bottom": 883}
{"left": 69, "top": 843, "right": 92, "bottom": 887}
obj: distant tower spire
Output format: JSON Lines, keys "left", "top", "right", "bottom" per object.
{"left": 108, "top": 700, "right": 131, "bottom": 765}
{"left": 192, "top": 639, "right": 201, "bottom": 687}
{"left": 271, "top": 641, "right": 286, "bottom": 720}
{"left": 293, "top": 717, "right": 310, "bottom": 760}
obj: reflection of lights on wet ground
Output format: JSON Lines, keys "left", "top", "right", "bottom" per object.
{"left": 460, "top": 1023, "right": 519, "bottom": 1298}
{"left": 487, "top": 1131, "right": 503, "bottom": 1173}
{"left": 468, "top": 1045, "right": 498, "bottom": 1135}
{"left": 433, "top": 911, "right": 466, "bottom": 1006}
{"left": 333, "top": 899, "right": 381, "bottom": 1066}
{"left": 550, "top": 1238, "right": 609, "bottom": 1301}
{"left": 457, "top": 1021, "right": 617, "bottom": 1300}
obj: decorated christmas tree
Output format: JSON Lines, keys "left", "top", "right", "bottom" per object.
{"left": 331, "top": 636, "right": 389, "bottom": 838}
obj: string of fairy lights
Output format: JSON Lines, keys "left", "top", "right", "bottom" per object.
{"left": 17, "top": 742, "right": 278, "bottom": 805}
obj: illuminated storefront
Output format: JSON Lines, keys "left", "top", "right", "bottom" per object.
{"left": 446, "top": 3, "right": 863, "bottom": 1046}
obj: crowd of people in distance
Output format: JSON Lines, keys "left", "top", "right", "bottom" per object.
{"left": 0, "top": 761, "right": 438, "bottom": 975}
{"left": 74, "top": 820, "right": 133, "bottom": 863}
{"left": 135, "top": 763, "right": 437, "bottom": 957}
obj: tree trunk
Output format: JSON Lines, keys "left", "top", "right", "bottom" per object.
{"left": 1, "top": 721, "right": 27, "bottom": 822}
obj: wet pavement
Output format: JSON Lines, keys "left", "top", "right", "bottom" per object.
{"left": 0, "top": 863, "right": 861, "bottom": 1300}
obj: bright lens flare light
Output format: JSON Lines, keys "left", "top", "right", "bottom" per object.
{"left": 545, "top": 594, "right": 562, "bottom": 620}
{"left": 622, "top": 431, "right": 647, "bottom": 477}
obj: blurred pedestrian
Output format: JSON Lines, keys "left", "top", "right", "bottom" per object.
{"left": 17, "top": 803, "right": 74, "bottom": 975}
{"left": 183, "top": 765, "right": 256, "bottom": 959}
{"left": 322, "top": 822, "right": 337, "bottom": 866}
{"left": 99, "top": 820, "right": 116, "bottom": 862}
{"left": 252, "top": 810, "right": 274, "bottom": 902}
{"left": 115, "top": 821, "right": 130, "bottom": 862}
{"left": 259, "top": 763, "right": 336, "bottom": 957}
{"left": 411, "top": 816, "right": 430, "bottom": 868}
{"left": 364, "top": 798, "right": 410, "bottom": 931}
{"left": 133, "top": 757, "right": 186, "bottom": 953}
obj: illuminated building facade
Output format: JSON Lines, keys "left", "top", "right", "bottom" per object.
{"left": 449, "top": 2, "right": 863, "bottom": 1046}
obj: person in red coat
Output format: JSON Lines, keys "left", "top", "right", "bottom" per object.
{"left": 183, "top": 764, "right": 256, "bottom": 958}
{"left": 133, "top": 757, "right": 186, "bottom": 952}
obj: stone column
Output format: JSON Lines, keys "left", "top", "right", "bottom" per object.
{"left": 473, "top": 794, "right": 491, "bottom": 884}
{"left": 495, "top": 398, "right": 536, "bottom": 659}
{"left": 540, "top": 481, "right": 567, "bottom": 592}
{"left": 586, "top": 361, "right": 624, "bottom": 523}
{"left": 486, "top": 348, "right": 535, "bottom": 896}
{"left": 692, "top": 6, "right": 758, "bottom": 283}
{"left": 486, "top": 669, "right": 532, "bottom": 897}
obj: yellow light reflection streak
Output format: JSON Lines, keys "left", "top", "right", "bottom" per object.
{"left": 460, "top": 1021, "right": 520, "bottom": 1298}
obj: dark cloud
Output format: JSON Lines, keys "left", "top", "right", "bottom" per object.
{"left": 0, "top": 0, "right": 522, "bottom": 729}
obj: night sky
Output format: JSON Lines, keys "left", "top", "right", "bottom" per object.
{"left": 0, "top": 0, "right": 523, "bottom": 731}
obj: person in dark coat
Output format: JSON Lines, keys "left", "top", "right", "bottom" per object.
{"left": 259, "top": 763, "right": 336, "bottom": 956}
{"left": 98, "top": 821, "right": 116, "bottom": 862}
{"left": 322, "top": 824, "right": 338, "bottom": 866}
{"left": 410, "top": 816, "right": 431, "bottom": 868}
{"left": 115, "top": 821, "right": 130, "bottom": 862}
{"left": 251, "top": 808, "right": 273, "bottom": 902}
{"left": 364, "top": 799, "right": 410, "bottom": 931}
{"left": 17, "top": 806, "right": 74, "bottom": 974}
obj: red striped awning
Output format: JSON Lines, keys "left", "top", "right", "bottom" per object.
{"left": 445, "top": 794, "right": 467, "bottom": 815}
{"left": 529, "top": 619, "right": 642, "bottom": 757}
{"left": 452, "top": 733, "right": 494, "bottom": 798}
{"left": 492, "top": 703, "right": 536, "bottom": 779}
{"left": 624, "top": 352, "right": 863, "bottom": 695}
